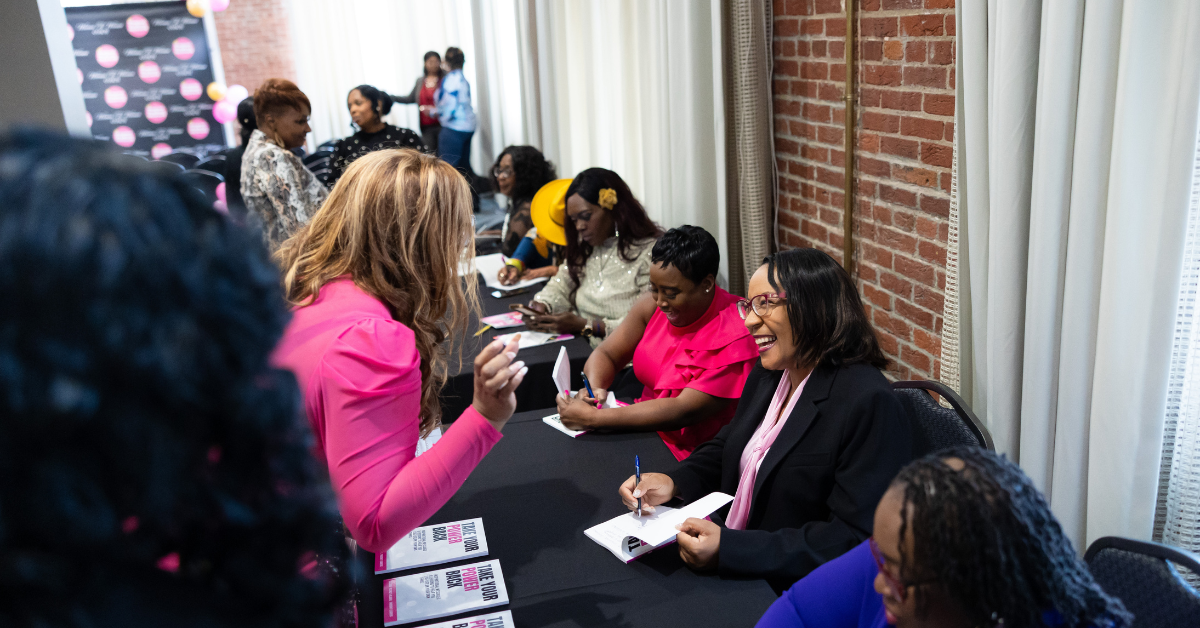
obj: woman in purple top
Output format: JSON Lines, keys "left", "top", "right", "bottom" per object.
{"left": 757, "top": 447, "right": 1131, "bottom": 628}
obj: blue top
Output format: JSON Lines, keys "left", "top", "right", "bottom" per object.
{"left": 756, "top": 540, "right": 887, "bottom": 628}
{"left": 511, "top": 234, "right": 553, "bottom": 269}
{"left": 434, "top": 69, "right": 477, "bottom": 132}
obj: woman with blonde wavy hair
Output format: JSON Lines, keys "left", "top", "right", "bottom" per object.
{"left": 273, "top": 148, "right": 527, "bottom": 554}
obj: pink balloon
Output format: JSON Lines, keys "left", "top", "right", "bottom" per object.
{"left": 210, "top": 0, "right": 230, "bottom": 11}
{"left": 225, "top": 84, "right": 249, "bottom": 104}
{"left": 212, "top": 99, "right": 238, "bottom": 124}
{"left": 216, "top": 181, "right": 227, "bottom": 202}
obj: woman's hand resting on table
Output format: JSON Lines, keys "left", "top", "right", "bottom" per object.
{"left": 556, "top": 387, "right": 608, "bottom": 430}
{"left": 471, "top": 335, "right": 528, "bottom": 431}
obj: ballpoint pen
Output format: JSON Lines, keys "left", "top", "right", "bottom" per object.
{"left": 635, "top": 455, "right": 642, "bottom": 517}
{"left": 581, "top": 372, "right": 600, "bottom": 408}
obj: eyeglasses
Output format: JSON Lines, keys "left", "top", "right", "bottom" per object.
{"left": 492, "top": 166, "right": 514, "bottom": 179}
{"left": 735, "top": 292, "right": 786, "bottom": 320}
{"left": 869, "top": 537, "right": 937, "bottom": 604}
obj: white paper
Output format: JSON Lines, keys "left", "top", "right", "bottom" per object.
{"left": 375, "top": 518, "right": 488, "bottom": 574}
{"left": 552, "top": 346, "right": 571, "bottom": 397}
{"left": 383, "top": 560, "right": 508, "bottom": 626}
{"left": 414, "top": 610, "right": 514, "bottom": 628}
{"left": 493, "top": 331, "right": 572, "bottom": 349}
{"left": 474, "top": 253, "right": 549, "bottom": 291}
{"left": 542, "top": 413, "right": 587, "bottom": 438}
{"left": 414, "top": 427, "right": 441, "bottom": 458}
{"left": 584, "top": 492, "right": 735, "bottom": 563}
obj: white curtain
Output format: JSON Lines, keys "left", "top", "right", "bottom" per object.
{"left": 952, "top": 0, "right": 1200, "bottom": 550}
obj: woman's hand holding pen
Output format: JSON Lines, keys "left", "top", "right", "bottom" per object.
{"left": 618, "top": 472, "right": 675, "bottom": 515}
{"left": 556, "top": 391, "right": 600, "bottom": 430}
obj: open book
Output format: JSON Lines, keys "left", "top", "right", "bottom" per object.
{"left": 584, "top": 492, "right": 734, "bottom": 563}
{"left": 542, "top": 346, "right": 620, "bottom": 437}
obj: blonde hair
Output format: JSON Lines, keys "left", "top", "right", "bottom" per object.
{"left": 277, "top": 149, "right": 480, "bottom": 435}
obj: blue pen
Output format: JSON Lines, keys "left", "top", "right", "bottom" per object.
{"left": 635, "top": 455, "right": 642, "bottom": 517}
{"left": 581, "top": 372, "right": 599, "bottom": 408}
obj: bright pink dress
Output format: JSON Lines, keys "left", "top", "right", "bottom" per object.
{"left": 631, "top": 287, "right": 760, "bottom": 461}
{"left": 272, "top": 277, "right": 502, "bottom": 554}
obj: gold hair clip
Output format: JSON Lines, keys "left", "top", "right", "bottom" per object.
{"left": 598, "top": 188, "right": 617, "bottom": 210}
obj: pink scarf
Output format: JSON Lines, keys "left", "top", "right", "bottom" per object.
{"left": 725, "top": 369, "right": 809, "bottom": 530}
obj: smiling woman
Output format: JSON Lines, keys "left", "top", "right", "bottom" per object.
{"left": 326, "top": 84, "right": 426, "bottom": 188}
{"left": 557, "top": 226, "right": 759, "bottom": 461}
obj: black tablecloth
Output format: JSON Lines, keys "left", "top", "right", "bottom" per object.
{"left": 358, "top": 408, "right": 778, "bottom": 627}
{"left": 440, "top": 278, "right": 594, "bottom": 421}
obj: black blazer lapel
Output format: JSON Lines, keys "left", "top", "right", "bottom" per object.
{"left": 721, "top": 367, "right": 785, "bottom": 494}
{"left": 749, "top": 364, "right": 838, "bottom": 503}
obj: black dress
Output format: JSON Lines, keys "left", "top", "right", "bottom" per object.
{"left": 327, "top": 124, "right": 426, "bottom": 188}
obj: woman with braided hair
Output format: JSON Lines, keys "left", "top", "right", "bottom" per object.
{"left": 756, "top": 447, "right": 1131, "bottom": 628}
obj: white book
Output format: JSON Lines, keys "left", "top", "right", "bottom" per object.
{"left": 410, "top": 610, "right": 514, "bottom": 628}
{"left": 584, "top": 492, "right": 735, "bottom": 563}
{"left": 542, "top": 347, "right": 620, "bottom": 438}
{"left": 375, "top": 519, "right": 488, "bottom": 574}
{"left": 383, "top": 560, "right": 509, "bottom": 626}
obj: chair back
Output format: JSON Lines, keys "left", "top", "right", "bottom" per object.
{"left": 160, "top": 152, "right": 200, "bottom": 168}
{"left": 146, "top": 159, "right": 185, "bottom": 175}
{"left": 181, "top": 170, "right": 225, "bottom": 205}
{"left": 891, "top": 380, "right": 993, "bottom": 456}
{"left": 1085, "top": 536, "right": 1200, "bottom": 627}
{"left": 303, "top": 149, "right": 333, "bottom": 166}
{"left": 195, "top": 156, "right": 226, "bottom": 174}
{"left": 317, "top": 139, "right": 339, "bottom": 153}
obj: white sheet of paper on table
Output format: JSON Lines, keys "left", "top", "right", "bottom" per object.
{"left": 473, "top": 253, "right": 550, "bottom": 291}
{"left": 493, "top": 331, "right": 572, "bottom": 349}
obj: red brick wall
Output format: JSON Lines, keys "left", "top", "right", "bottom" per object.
{"left": 212, "top": 0, "right": 297, "bottom": 96}
{"left": 773, "top": 0, "right": 955, "bottom": 381}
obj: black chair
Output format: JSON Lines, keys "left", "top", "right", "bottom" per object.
{"left": 891, "top": 380, "right": 993, "bottom": 456}
{"left": 194, "top": 156, "right": 226, "bottom": 174}
{"left": 317, "top": 139, "right": 339, "bottom": 153}
{"left": 160, "top": 152, "right": 200, "bottom": 169}
{"left": 303, "top": 149, "right": 333, "bottom": 167}
{"left": 181, "top": 170, "right": 225, "bottom": 206}
{"left": 146, "top": 159, "right": 186, "bottom": 175}
{"left": 1085, "top": 536, "right": 1200, "bottom": 627}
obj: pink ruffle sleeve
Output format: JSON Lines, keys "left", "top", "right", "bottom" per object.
{"left": 313, "top": 319, "right": 501, "bottom": 553}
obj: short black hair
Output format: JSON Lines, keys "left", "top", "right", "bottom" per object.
{"left": 350, "top": 84, "right": 394, "bottom": 119}
{"left": 764, "top": 248, "right": 888, "bottom": 369}
{"left": 0, "top": 129, "right": 349, "bottom": 627}
{"left": 490, "top": 145, "right": 557, "bottom": 204}
{"left": 651, "top": 225, "right": 719, "bottom": 284}
{"left": 445, "top": 47, "right": 465, "bottom": 69}
{"left": 236, "top": 96, "right": 257, "bottom": 145}
{"left": 893, "top": 447, "right": 1131, "bottom": 628}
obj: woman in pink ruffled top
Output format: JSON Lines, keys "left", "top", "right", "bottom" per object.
{"left": 557, "top": 226, "right": 759, "bottom": 460}
{"left": 272, "top": 149, "right": 528, "bottom": 554}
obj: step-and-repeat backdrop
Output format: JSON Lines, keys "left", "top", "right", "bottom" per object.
{"left": 67, "top": 2, "right": 227, "bottom": 159}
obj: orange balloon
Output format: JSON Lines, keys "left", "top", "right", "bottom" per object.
{"left": 186, "top": 0, "right": 209, "bottom": 18}
{"left": 206, "top": 82, "right": 227, "bottom": 101}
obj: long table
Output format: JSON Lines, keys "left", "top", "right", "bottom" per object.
{"left": 358, "top": 407, "right": 778, "bottom": 627}
{"left": 439, "top": 278, "right": 594, "bottom": 421}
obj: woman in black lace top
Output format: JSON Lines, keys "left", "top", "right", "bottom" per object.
{"left": 326, "top": 84, "right": 425, "bottom": 188}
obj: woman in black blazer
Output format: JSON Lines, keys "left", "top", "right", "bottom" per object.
{"left": 620, "top": 248, "right": 913, "bottom": 592}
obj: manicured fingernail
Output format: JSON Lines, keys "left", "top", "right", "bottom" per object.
{"left": 633, "top": 489, "right": 642, "bottom": 497}
{"left": 510, "top": 360, "right": 526, "bottom": 372}
{"left": 506, "top": 351, "right": 517, "bottom": 360}
{"left": 519, "top": 366, "right": 529, "bottom": 376}
{"left": 490, "top": 339, "right": 503, "bottom": 349}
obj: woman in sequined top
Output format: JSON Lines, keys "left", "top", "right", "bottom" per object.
{"left": 326, "top": 85, "right": 425, "bottom": 188}
{"left": 523, "top": 168, "right": 661, "bottom": 347}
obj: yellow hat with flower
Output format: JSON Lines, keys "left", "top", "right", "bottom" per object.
{"left": 530, "top": 178, "right": 574, "bottom": 246}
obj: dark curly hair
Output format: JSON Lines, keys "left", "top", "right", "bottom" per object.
{"left": 564, "top": 168, "right": 661, "bottom": 306}
{"left": 893, "top": 447, "right": 1131, "bottom": 628}
{"left": 764, "top": 248, "right": 888, "bottom": 369}
{"left": 0, "top": 129, "right": 349, "bottom": 627}
{"left": 490, "top": 145, "right": 557, "bottom": 205}
{"left": 651, "top": 225, "right": 719, "bottom": 284}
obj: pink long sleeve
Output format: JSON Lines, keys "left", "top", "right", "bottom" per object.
{"left": 312, "top": 319, "right": 502, "bottom": 553}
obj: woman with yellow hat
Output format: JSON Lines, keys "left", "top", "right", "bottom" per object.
{"left": 515, "top": 168, "right": 661, "bottom": 347}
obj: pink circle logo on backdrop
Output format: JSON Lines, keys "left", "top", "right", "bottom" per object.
{"left": 144, "top": 101, "right": 168, "bottom": 124}
{"left": 112, "top": 126, "right": 136, "bottom": 148}
{"left": 172, "top": 37, "right": 195, "bottom": 60}
{"left": 138, "top": 61, "right": 161, "bottom": 84}
{"left": 67, "top": 24, "right": 74, "bottom": 42}
{"left": 179, "top": 78, "right": 202, "bottom": 101}
{"left": 104, "top": 85, "right": 128, "bottom": 109}
{"left": 187, "top": 117, "right": 210, "bottom": 140}
{"left": 76, "top": 68, "right": 84, "bottom": 84}
{"left": 96, "top": 44, "right": 119, "bottom": 69}
{"left": 126, "top": 14, "right": 149, "bottom": 38}
{"left": 151, "top": 143, "right": 174, "bottom": 159}
{"left": 86, "top": 111, "right": 93, "bottom": 127}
